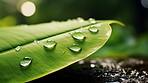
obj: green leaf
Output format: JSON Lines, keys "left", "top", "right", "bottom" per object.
{"left": 0, "top": 19, "right": 123, "bottom": 83}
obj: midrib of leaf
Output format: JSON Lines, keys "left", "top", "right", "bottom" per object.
{"left": 0, "top": 22, "right": 99, "bottom": 54}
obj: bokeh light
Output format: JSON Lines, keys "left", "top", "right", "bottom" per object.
{"left": 20, "top": 1, "right": 36, "bottom": 17}
{"left": 141, "top": 0, "right": 148, "bottom": 8}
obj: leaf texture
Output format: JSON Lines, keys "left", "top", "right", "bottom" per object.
{"left": 0, "top": 19, "right": 123, "bottom": 83}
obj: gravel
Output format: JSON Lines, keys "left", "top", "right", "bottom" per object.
{"left": 30, "top": 58, "right": 148, "bottom": 83}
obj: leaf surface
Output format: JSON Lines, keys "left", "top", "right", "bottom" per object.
{"left": 0, "top": 19, "right": 123, "bottom": 83}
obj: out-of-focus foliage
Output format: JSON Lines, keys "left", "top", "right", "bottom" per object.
{"left": 0, "top": 16, "right": 17, "bottom": 27}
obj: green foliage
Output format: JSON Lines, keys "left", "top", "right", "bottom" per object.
{"left": 0, "top": 19, "right": 123, "bottom": 83}
{"left": 88, "top": 24, "right": 148, "bottom": 59}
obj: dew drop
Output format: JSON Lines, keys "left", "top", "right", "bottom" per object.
{"left": 88, "top": 18, "right": 96, "bottom": 23}
{"left": 15, "top": 46, "right": 21, "bottom": 51}
{"left": 88, "top": 26, "right": 99, "bottom": 33}
{"left": 77, "top": 17, "right": 84, "bottom": 22}
{"left": 34, "top": 40, "right": 40, "bottom": 44}
{"left": 62, "top": 51, "right": 65, "bottom": 54}
{"left": 20, "top": 57, "right": 32, "bottom": 67}
{"left": 70, "top": 31, "right": 85, "bottom": 42}
{"left": 44, "top": 40, "right": 57, "bottom": 50}
{"left": 68, "top": 44, "right": 82, "bottom": 52}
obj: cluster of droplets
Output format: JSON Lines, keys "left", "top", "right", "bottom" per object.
{"left": 76, "top": 17, "right": 96, "bottom": 24}
{"left": 16, "top": 17, "right": 99, "bottom": 67}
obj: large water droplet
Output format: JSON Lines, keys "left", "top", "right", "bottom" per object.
{"left": 68, "top": 44, "right": 82, "bottom": 52}
{"left": 44, "top": 40, "right": 57, "bottom": 50}
{"left": 88, "top": 26, "right": 99, "bottom": 33}
{"left": 77, "top": 17, "right": 84, "bottom": 22}
{"left": 70, "top": 31, "right": 85, "bottom": 42}
{"left": 88, "top": 18, "right": 96, "bottom": 23}
{"left": 15, "top": 46, "right": 21, "bottom": 51}
{"left": 20, "top": 57, "right": 32, "bottom": 67}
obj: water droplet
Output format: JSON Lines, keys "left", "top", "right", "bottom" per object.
{"left": 68, "top": 44, "right": 82, "bottom": 52}
{"left": 34, "top": 40, "right": 40, "bottom": 44}
{"left": 62, "top": 51, "right": 65, "bottom": 54}
{"left": 77, "top": 17, "right": 84, "bottom": 22}
{"left": 15, "top": 46, "right": 21, "bottom": 51}
{"left": 88, "top": 18, "right": 96, "bottom": 23}
{"left": 88, "top": 26, "right": 99, "bottom": 33}
{"left": 70, "top": 31, "right": 85, "bottom": 42}
{"left": 20, "top": 57, "right": 32, "bottom": 67}
{"left": 44, "top": 40, "right": 57, "bottom": 50}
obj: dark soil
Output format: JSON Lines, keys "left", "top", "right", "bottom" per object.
{"left": 29, "top": 58, "right": 148, "bottom": 83}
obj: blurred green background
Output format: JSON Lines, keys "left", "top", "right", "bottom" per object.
{"left": 0, "top": 0, "right": 148, "bottom": 58}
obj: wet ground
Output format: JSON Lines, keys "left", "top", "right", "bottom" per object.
{"left": 30, "top": 57, "right": 148, "bottom": 83}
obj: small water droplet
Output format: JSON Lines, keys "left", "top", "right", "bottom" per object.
{"left": 68, "top": 44, "right": 82, "bottom": 52}
{"left": 88, "top": 18, "right": 96, "bottom": 23}
{"left": 62, "top": 51, "right": 65, "bottom": 54}
{"left": 20, "top": 57, "right": 32, "bottom": 67}
{"left": 88, "top": 26, "right": 99, "bottom": 33}
{"left": 34, "top": 40, "right": 40, "bottom": 44}
{"left": 70, "top": 31, "right": 85, "bottom": 42}
{"left": 77, "top": 17, "right": 84, "bottom": 22}
{"left": 44, "top": 40, "right": 57, "bottom": 50}
{"left": 15, "top": 46, "right": 21, "bottom": 51}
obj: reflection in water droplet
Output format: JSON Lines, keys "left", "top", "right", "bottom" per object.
{"left": 106, "top": 31, "right": 111, "bottom": 36}
{"left": 88, "top": 26, "right": 99, "bottom": 33}
{"left": 34, "top": 40, "right": 40, "bottom": 44}
{"left": 68, "top": 44, "right": 82, "bottom": 52}
{"left": 44, "top": 40, "right": 57, "bottom": 50}
{"left": 88, "top": 18, "right": 96, "bottom": 23}
{"left": 77, "top": 17, "right": 84, "bottom": 22}
{"left": 15, "top": 46, "right": 21, "bottom": 51}
{"left": 20, "top": 57, "right": 32, "bottom": 67}
{"left": 70, "top": 31, "right": 85, "bottom": 42}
